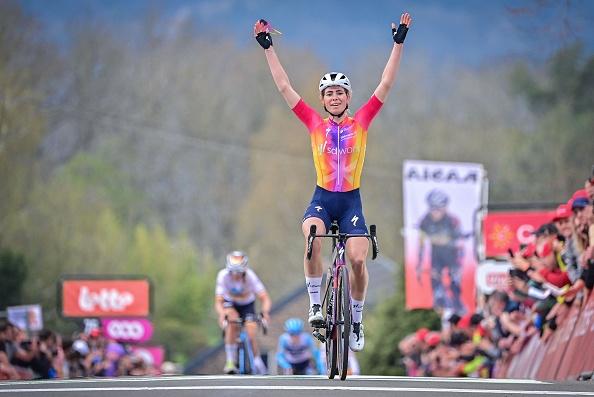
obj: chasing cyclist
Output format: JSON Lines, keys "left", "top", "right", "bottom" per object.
{"left": 254, "top": 12, "right": 412, "bottom": 352}
{"left": 215, "top": 251, "right": 272, "bottom": 374}
{"left": 417, "top": 189, "right": 468, "bottom": 313}
{"left": 276, "top": 318, "right": 324, "bottom": 375}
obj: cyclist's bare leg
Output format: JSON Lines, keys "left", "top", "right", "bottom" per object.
{"left": 302, "top": 217, "right": 326, "bottom": 277}
{"left": 347, "top": 236, "right": 369, "bottom": 350}
{"left": 224, "top": 307, "right": 240, "bottom": 345}
{"left": 245, "top": 321, "right": 260, "bottom": 357}
{"left": 245, "top": 320, "right": 267, "bottom": 373}
{"left": 303, "top": 217, "right": 326, "bottom": 326}
{"left": 346, "top": 237, "right": 369, "bottom": 301}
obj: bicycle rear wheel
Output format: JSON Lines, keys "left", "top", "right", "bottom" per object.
{"left": 324, "top": 271, "right": 337, "bottom": 379}
{"left": 336, "top": 266, "right": 351, "bottom": 380}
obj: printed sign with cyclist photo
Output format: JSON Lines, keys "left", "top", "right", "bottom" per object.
{"left": 403, "top": 160, "right": 485, "bottom": 313}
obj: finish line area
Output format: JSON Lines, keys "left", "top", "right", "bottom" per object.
{"left": 1, "top": 375, "right": 593, "bottom": 397}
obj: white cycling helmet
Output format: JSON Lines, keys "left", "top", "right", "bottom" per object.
{"left": 319, "top": 72, "right": 352, "bottom": 93}
{"left": 226, "top": 251, "right": 248, "bottom": 274}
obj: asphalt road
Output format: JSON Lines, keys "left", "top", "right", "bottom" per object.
{"left": 1, "top": 375, "right": 593, "bottom": 397}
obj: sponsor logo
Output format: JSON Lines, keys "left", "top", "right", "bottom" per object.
{"left": 318, "top": 143, "right": 361, "bottom": 155}
{"left": 79, "top": 287, "right": 134, "bottom": 313}
{"left": 351, "top": 215, "right": 359, "bottom": 226}
{"left": 516, "top": 224, "right": 536, "bottom": 245}
{"left": 405, "top": 166, "right": 479, "bottom": 183}
{"left": 105, "top": 319, "right": 148, "bottom": 341}
{"left": 486, "top": 273, "right": 508, "bottom": 288}
{"left": 315, "top": 206, "right": 323, "bottom": 212}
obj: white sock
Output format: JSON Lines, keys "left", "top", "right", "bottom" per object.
{"left": 254, "top": 355, "right": 267, "bottom": 374}
{"left": 225, "top": 344, "right": 237, "bottom": 362}
{"left": 352, "top": 299, "right": 364, "bottom": 324}
{"left": 306, "top": 276, "right": 323, "bottom": 306}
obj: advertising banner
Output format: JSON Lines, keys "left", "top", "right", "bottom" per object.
{"left": 7, "top": 304, "right": 43, "bottom": 332}
{"left": 130, "top": 345, "right": 165, "bottom": 368}
{"left": 60, "top": 278, "right": 151, "bottom": 318}
{"left": 101, "top": 318, "right": 154, "bottom": 343}
{"left": 483, "top": 211, "right": 552, "bottom": 258}
{"left": 475, "top": 260, "right": 512, "bottom": 295}
{"left": 403, "top": 160, "right": 484, "bottom": 312}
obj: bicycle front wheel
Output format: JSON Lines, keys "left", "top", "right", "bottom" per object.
{"left": 324, "top": 271, "right": 337, "bottom": 379}
{"left": 237, "top": 340, "right": 252, "bottom": 375}
{"left": 336, "top": 266, "right": 351, "bottom": 380}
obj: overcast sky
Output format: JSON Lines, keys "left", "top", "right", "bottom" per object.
{"left": 20, "top": 0, "right": 594, "bottom": 69}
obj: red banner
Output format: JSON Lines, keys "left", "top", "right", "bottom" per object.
{"left": 483, "top": 211, "right": 552, "bottom": 258}
{"left": 61, "top": 279, "right": 151, "bottom": 317}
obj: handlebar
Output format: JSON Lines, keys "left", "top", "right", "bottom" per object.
{"left": 223, "top": 314, "right": 268, "bottom": 336}
{"left": 306, "top": 223, "right": 379, "bottom": 260}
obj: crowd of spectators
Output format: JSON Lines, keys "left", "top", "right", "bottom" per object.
{"left": 399, "top": 169, "right": 594, "bottom": 378}
{"left": 0, "top": 323, "right": 168, "bottom": 380}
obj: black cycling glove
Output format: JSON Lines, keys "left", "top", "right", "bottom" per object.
{"left": 255, "top": 19, "right": 273, "bottom": 49}
{"left": 392, "top": 23, "right": 409, "bottom": 44}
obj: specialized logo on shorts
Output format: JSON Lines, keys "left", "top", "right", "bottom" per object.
{"left": 351, "top": 215, "right": 359, "bottom": 226}
{"left": 315, "top": 206, "right": 323, "bottom": 212}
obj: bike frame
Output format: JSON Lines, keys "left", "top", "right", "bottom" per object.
{"left": 237, "top": 325, "right": 255, "bottom": 375}
{"left": 224, "top": 315, "right": 267, "bottom": 375}
{"left": 307, "top": 222, "right": 378, "bottom": 380}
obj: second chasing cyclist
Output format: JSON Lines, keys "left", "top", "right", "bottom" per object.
{"left": 215, "top": 251, "right": 272, "bottom": 374}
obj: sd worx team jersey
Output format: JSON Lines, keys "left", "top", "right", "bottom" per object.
{"left": 292, "top": 95, "right": 383, "bottom": 192}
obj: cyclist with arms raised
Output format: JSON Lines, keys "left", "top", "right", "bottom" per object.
{"left": 254, "top": 12, "right": 412, "bottom": 351}
{"left": 215, "top": 251, "right": 271, "bottom": 374}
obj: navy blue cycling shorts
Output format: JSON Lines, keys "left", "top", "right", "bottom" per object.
{"left": 302, "top": 186, "right": 368, "bottom": 234}
{"left": 223, "top": 300, "right": 256, "bottom": 320}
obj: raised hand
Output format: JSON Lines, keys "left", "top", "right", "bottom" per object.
{"left": 254, "top": 19, "right": 273, "bottom": 49}
{"left": 392, "top": 12, "right": 412, "bottom": 44}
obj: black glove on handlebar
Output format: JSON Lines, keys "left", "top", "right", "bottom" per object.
{"left": 392, "top": 23, "right": 408, "bottom": 44}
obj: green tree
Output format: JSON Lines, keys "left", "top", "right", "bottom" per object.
{"left": 0, "top": 1, "right": 56, "bottom": 234}
{"left": 505, "top": 43, "right": 594, "bottom": 201}
{"left": 0, "top": 249, "right": 28, "bottom": 309}
{"left": 2, "top": 151, "right": 220, "bottom": 360}
{"left": 125, "top": 225, "right": 219, "bottom": 362}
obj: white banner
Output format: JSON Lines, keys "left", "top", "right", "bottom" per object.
{"left": 403, "top": 160, "right": 484, "bottom": 313}
{"left": 475, "top": 260, "right": 512, "bottom": 295}
{"left": 7, "top": 304, "right": 43, "bottom": 332}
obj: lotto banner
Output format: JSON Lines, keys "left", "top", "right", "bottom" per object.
{"left": 403, "top": 160, "right": 484, "bottom": 312}
{"left": 60, "top": 277, "right": 151, "bottom": 318}
{"left": 483, "top": 211, "right": 552, "bottom": 258}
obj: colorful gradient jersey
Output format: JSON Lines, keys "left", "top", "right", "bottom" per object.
{"left": 292, "top": 95, "right": 383, "bottom": 192}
